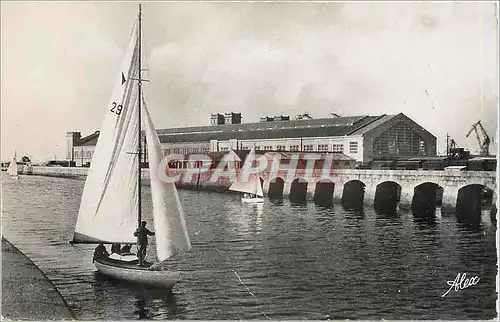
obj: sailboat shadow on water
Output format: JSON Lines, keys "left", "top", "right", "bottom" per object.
{"left": 70, "top": 4, "right": 192, "bottom": 291}
{"left": 92, "top": 272, "right": 185, "bottom": 319}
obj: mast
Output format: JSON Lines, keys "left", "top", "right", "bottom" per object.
{"left": 137, "top": 3, "right": 143, "bottom": 229}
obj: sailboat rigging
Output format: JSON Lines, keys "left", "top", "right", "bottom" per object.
{"left": 70, "top": 4, "right": 191, "bottom": 289}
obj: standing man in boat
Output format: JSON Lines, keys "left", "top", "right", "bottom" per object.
{"left": 134, "top": 221, "right": 155, "bottom": 266}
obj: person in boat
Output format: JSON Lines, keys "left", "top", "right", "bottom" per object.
{"left": 93, "top": 243, "right": 109, "bottom": 263}
{"left": 111, "top": 243, "right": 121, "bottom": 255}
{"left": 120, "top": 244, "right": 132, "bottom": 255}
{"left": 134, "top": 221, "right": 155, "bottom": 266}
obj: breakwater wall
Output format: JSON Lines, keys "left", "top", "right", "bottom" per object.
{"left": 24, "top": 166, "right": 233, "bottom": 192}
{"left": 23, "top": 166, "right": 496, "bottom": 212}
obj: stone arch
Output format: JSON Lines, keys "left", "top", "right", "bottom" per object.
{"left": 374, "top": 181, "right": 402, "bottom": 213}
{"left": 342, "top": 180, "right": 366, "bottom": 209}
{"left": 314, "top": 179, "right": 335, "bottom": 207}
{"left": 456, "top": 184, "right": 495, "bottom": 225}
{"left": 290, "top": 178, "right": 308, "bottom": 203}
{"left": 412, "top": 182, "right": 444, "bottom": 217}
{"left": 268, "top": 177, "right": 285, "bottom": 200}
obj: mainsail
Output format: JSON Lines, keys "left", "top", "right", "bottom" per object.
{"left": 7, "top": 152, "right": 18, "bottom": 176}
{"left": 229, "top": 147, "right": 263, "bottom": 197}
{"left": 142, "top": 97, "right": 191, "bottom": 261}
{"left": 72, "top": 22, "right": 140, "bottom": 244}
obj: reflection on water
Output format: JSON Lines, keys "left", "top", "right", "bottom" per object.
{"left": 1, "top": 173, "right": 497, "bottom": 320}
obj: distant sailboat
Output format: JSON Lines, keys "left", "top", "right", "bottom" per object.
{"left": 7, "top": 152, "right": 19, "bottom": 180}
{"left": 70, "top": 4, "right": 191, "bottom": 289}
{"left": 229, "top": 147, "right": 264, "bottom": 203}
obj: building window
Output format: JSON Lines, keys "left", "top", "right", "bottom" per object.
{"left": 202, "top": 147, "right": 209, "bottom": 152}
{"left": 263, "top": 146, "right": 272, "bottom": 151}
{"left": 318, "top": 144, "right": 329, "bottom": 152}
{"left": 255, "top": 146, "right": 261, "bottom": 151}
{"left": 332, "top": 144, "right": 344, "bottom": 153}
{"left": 87, "top": 151, "right": 92, "bottom": 158}
{"left": 276, "top": 145, "right": 286, "bottom": 151}
{"left": 303, "top": 144, "right": 314, "bottom": 152}
{"left": 349, "top": 142, "right": 358, "bottom": 154}
{"left": 373, "top": 121, "right": 427, "bottom": 157}
{"left": 290, "top": 145, "right": 300, "bottom": 152}
{"left": 173, "top": 148, "right": 179, "bottom": 154}
{"left": 220, "top": 147, "right": 229, "bottom": 152}
{"left": 75, "top": 151, "right": 80, "bottom": 158}
{"left": 419, "top": 140, "right": 427, "bottom": 156}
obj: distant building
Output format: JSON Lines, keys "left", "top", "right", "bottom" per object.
{"left": 66, "top": 112, "right": 437, "bottom": 166}
{"left": 66, "top": 130, "right": 100, "bottom": 167}
{"left": 210, "top": 112, "right": 242, "bottom": 126}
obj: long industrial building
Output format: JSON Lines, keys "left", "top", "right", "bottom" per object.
{"left": 66, "top": 112, "right": 437, "bottom": 167}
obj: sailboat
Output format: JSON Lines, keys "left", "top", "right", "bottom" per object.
{"left": 229, "top": 147, "right": 264, "bottom": 203}
{"left": 7, "top": 152, "right": 20, "bottom": 180}
{"left": 70, "top": 5, "right": 191, "bottom": 289}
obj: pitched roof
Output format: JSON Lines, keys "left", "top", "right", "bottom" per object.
{"left": 158, "top": 115, "right": 390, "bottom": 143}
{"left": 77, "top": 131, "right": 100, "bottom": 146}
{"left": 74, "top": 114, "right": 395, "bottom": 146}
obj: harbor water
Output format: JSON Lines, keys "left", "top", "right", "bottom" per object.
{"left": 1, "top": 173, "right": 497, "bottom": 320}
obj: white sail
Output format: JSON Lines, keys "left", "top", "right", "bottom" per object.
{"left": 142, "top": 97, "right": 192, "bottom": 261}
{"left": 229, "top": 147, "right": 263, "bottom": 197}
{"left": 73, "top": 22, "right": 140, "bottom": 244}
{"left": 7, "top": 152, "right": 18, "bottom": 176}
{"left": 255, "top": 172, "right": 264, "bottom": 197}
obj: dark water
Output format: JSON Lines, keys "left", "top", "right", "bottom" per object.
{"left": 1, "top": 173, "right": 497, "bottom": 320}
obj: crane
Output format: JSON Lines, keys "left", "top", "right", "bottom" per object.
{"left": 466, "top": 121, "right": 491, "bottom": 156}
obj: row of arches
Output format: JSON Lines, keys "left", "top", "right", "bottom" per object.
{"left": 266, "top": 177, "right": 496, "bottom": 219}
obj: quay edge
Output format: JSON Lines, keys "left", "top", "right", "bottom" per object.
{"left": 1, "top": 237, "right": 76, "bottom": 320}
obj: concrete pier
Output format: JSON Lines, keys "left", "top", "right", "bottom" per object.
{"left": 1, "top": 237, "right": 75, "bottom": 320}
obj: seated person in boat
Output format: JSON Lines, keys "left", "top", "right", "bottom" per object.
{"left": 134, "top": 221, "right": 155, "bottom": 266}
{"left": 120, "top": 244, "right": 133, "bottom": 255}
{"left": 93, "top": 243, "right": 109, "bottom": 262}
{"left": 111, "top": 243, "right": 121, "bottom": 255}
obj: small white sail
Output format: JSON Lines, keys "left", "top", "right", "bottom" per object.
{"left": 229, "top": 147, "right": 263, "bottom": 197}
{"left": 7, "top": 152, "right": 18, "bottom": 176}
{"left": 142, "top": 97, "right": 191, "bottom": 261}
{"left": 73, "top": 22, "right": 141, "bottom": 244}
{"left": 255, "top": 173, "right": 264, "bottom": 197}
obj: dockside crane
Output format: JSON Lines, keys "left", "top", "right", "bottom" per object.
{"left": 466, "top": 121, "right": 491, "bottom": 156}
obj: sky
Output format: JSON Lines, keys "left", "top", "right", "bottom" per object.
{"left": 1, "top": 1, "right": 498, "bottom": 162}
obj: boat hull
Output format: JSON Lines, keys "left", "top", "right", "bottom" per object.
{"left": 94, "top": 258, "right": 181, "bottom": 289}
{"left": 242, "top": 197, "right": 264, "bottom": 203}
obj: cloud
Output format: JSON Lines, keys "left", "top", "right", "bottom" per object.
{"left": 1, "top": 2, "right": 498, "bottom": 160}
